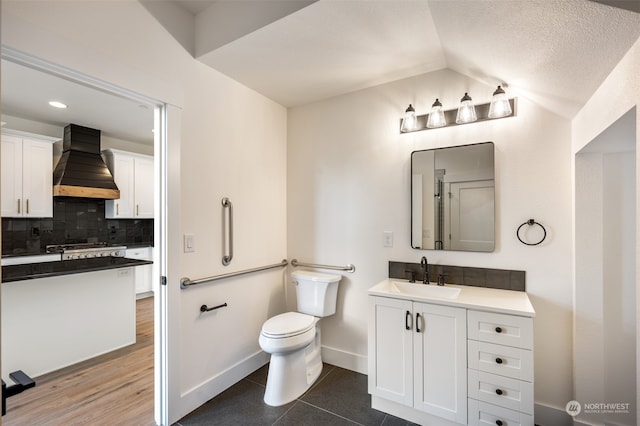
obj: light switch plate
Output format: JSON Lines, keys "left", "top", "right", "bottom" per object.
{"left": 383, "top": 231, "right": 393, "bottom": 247}
{"left": 184, "top": 234, "right": 195, "bottom": 253}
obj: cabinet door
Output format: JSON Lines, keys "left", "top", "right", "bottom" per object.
{"left": 413, "top": 302, "right": 467, "bottom": 424}
{"left": 21, "top": 138, "right": 53, "bottom": 217}
{"left": 1, "top": 135, "right": 23, "bottom": 217}
{"left": 368, "top": 296, "right": 413, "bottom": 406}
{"left": 134, "top": 156, "right": 154, "bottom": 218}
{"left": 126, "top": 248, "right": 153, "bottom": 294}
{"left": 106, "top": 154, "right": 135, "bottom": 218}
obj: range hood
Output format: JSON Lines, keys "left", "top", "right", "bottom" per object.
{"left": 52, "top": 124, "right": 120, "bottom": 199}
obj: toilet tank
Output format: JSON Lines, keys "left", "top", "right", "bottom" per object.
{"left": 292, "top": 270, "right": 341, "bottom": 317}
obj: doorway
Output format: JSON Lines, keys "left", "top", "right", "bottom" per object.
{"left": 574, "top": 107, "right": 636, "bottom": 426}
{"left": 0, "top": 48, "right": 167, "bottom": 425}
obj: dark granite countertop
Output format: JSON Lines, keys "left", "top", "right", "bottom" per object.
{"left": 2, "top": 257, "right": 153, "bottom": 283}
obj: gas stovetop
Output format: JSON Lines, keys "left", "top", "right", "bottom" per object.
{"left": 45, "top": 242, "right": 126, "bottom": 261}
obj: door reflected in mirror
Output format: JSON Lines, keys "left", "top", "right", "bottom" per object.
{"left": 411, "top": 142, "right": 495, "bottom": 252}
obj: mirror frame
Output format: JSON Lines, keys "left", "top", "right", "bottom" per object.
{"left": 410, "top": 141, "right": 495, "bottom": 252}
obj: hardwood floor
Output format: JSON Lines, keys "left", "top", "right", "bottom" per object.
{"left": 3, "top": 297, "right": 155, "bottom": 426}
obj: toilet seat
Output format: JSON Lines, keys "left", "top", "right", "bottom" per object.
{"left": 261, "top": 312, "right": 316, "bottom": 339}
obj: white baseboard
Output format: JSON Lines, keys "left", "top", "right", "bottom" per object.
{"left": 535, "top": 402, "right": 575, "bottom": 426}
{"left": 178, "top": 350, "right": 269, "bottom": 420}
{"left": 321, "top": 345, "right": 367, "bottom": 374}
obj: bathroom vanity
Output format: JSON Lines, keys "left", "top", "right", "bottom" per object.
{"left": 368, "top": 279, "right": 535, "bottom": 426}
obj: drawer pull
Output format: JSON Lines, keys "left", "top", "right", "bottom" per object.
{"left": 496, "top": 421, "right": 503, "bottom": 426}
{"left": 495, "top": 326, "right": 503, "bottom": 333}
{"left": 495, "top": 388, "right": 504, "bottom": 396}
{"left": 495, "top": 357, "right": 503, "bottom": 364}
{"left": 416, "top": 313, "right": 422, "bottom": 333}
{"left": 405, "top": 310, "right": 411, "bottom": 330}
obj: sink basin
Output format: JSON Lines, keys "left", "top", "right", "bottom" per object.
{"left": 391, "top": 281, "right": 461, "bottom": 299}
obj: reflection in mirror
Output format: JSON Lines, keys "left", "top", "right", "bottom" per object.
{"left": 411, "top": 142, "right": 495, "bottom": 252}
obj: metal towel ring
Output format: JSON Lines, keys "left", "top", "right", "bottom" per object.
{"left": 516, "top": 219, "right": 546, "bottom": 246}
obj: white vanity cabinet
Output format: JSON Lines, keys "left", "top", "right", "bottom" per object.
{"left": 467, "top": 310, "right": 534, "bottom": 426}
{"left": 368, "top": 279, "right": 535, "bottom": 426}
{"left": 103, "top": 149, "right": 153, "bottom": 219}
{"left": 368, "top": 296, "right": 467, "bottom": 424}
{"left": 1, "top": 131, "right": 57, "bottom": 218}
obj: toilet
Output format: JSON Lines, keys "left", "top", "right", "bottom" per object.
{"left": 259, "top": 270, "right": 341, "bottom": 406}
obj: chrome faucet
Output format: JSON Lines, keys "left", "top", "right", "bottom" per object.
{"left": 420, "top": 256, "right": 430, "bottom": 284}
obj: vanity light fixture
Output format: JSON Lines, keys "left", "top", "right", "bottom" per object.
{"left": 455, "top": 92, "right": 477, "bottom": 124}
{"left": 48, "top": 101, "right": 67, "bottom": 109}
{"left": 399, "top": 88, "right": 516, "bottom": 134}
{"left": 426, "top": 99, "right": 446, "bottom": 128}
{"left": 400, "top": 104, "right": 417, "bottom": 132}
{"left": 488, "top": 85, "right": 512, "bottom": 118}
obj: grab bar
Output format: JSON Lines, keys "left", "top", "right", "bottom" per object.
{"left": 222, "top": 197, "right": 233, "bottom": 266}
{"left": 181, "top": 259, "right": 288, "bottom": 288}
{"left": 291, "top": 259, "right": 356, "bottom": 273}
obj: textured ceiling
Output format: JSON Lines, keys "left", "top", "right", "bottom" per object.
{"left": 161, "top": 0, "right": 640, "bottom": 118}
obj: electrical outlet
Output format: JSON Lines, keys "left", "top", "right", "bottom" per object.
{"left": 383, "top": 231, "right": 393, "bottom": 247}
{"left": 184, "top": 234, "right": 195, "bottom": 253}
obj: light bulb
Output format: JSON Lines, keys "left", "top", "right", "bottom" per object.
{"left": 401, "top": 104, "right": 417, "bottom": 132}
{"left": 455, "top": 93, "right": 477, "bottom": 124}
{"left": 426, "top": 99, "right": 446, "bottom": 128}
{"left": 488, "top": 85, "right": 512, "bottom": 118}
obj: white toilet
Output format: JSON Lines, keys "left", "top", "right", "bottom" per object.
{"left": 259, "top": 270, "right": 341, "bottom": 406}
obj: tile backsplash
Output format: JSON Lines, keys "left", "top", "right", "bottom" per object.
{"left": 389, "top": 260, "right": 526, "bottom": 291}
{"left": 2, "top": 197, "right": 153, "bottom": 255}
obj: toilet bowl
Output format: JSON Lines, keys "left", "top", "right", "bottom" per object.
{"left": 259, "top": 270, "right": 341, "bottom": 406}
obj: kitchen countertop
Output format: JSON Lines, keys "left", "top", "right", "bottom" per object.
{"left": 2, "top": 257, "right": 153, "bottom": 283}
{"left": 369, "top": 278, "right": 535, "bottom": 317}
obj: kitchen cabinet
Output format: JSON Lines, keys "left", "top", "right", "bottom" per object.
{"left": 126, "top": 247, "right": 154, "bottom": 296}
{"left": 103, "top": 149, "right": 153, "bottom": 219}
{"left": 368, "top": 296, "right": 467, "bottom": 424}
{"left": 1, "top": 131, "right": 57, "bottom": 218}
{"left": 2, "top": 267, "right": 135, "bottom": 379}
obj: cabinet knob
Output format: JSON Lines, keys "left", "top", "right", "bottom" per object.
{"left": 496, "top": 420, "right": 503, "bottom": 426}
{"left": 495, "top": 357, "right": 503, "bottom": 364}
{"left": 495, "top": 326, "right": 503, "bottom": 333}
{"left": 495, "top": 388, "right": 503, "bottom": 396}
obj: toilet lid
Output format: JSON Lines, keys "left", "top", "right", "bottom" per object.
{"left": 261, "top": 312, "right": 315, "bottom": 338}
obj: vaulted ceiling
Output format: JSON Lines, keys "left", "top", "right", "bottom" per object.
{"left": 143, "top": 0, "right": 640, "bottom": 119}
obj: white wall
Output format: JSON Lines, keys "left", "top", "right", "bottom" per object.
{"left": 288, "top": 68, "right": 573, "bottom": 410}
{"left": 2, "top": 2, "right": 287, "bottom": 423}
{"left": 572, "top": 37, "right": 640, "bottom": 426}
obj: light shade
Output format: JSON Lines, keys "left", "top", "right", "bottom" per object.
{"left": 400, "top": 104, "right": 417, "bottom": 132}
{"left": 426, "top": 99, "right": 446, "bottom": 128}
{"left": 455, "top": 93, "right": 477, "bottom": 124}
{"left": 488, "top": 85, "right": 512, "bottom": 118}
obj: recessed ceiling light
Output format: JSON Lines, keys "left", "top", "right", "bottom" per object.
{"left": 48, "top": 101, "right": 67, "bottom": 109}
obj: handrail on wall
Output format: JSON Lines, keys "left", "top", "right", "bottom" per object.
{"left": 221, "top": 197, "right": 233, "bottom": 266}
{"left": 291, "top": 259, "right": 356, "bottom": 273}
{"left": 180, "top": 259, "right": 288, "bottom": 289}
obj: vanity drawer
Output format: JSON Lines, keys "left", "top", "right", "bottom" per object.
{"left": 468, "top": 340, "right": 533, "bottom": 382}
{"left": 468, "top": 370, "right": 534, "bottom": 414}
{"left": 468, "top": 398, "right": 534, "bottom": 426}
{"left": 468, "top": 311, "right": 533, "bottom": 349}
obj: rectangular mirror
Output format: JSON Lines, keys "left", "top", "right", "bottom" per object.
{"left": 411, "top": 142, "right": 495, "bottom": 252}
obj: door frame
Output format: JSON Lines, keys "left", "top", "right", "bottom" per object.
{"left": 0, "top": 46, "right": 172, "bottom": 425}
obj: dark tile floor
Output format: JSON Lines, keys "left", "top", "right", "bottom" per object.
{"left": 175, "top": 363, "right": 417, "bottom": 426}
